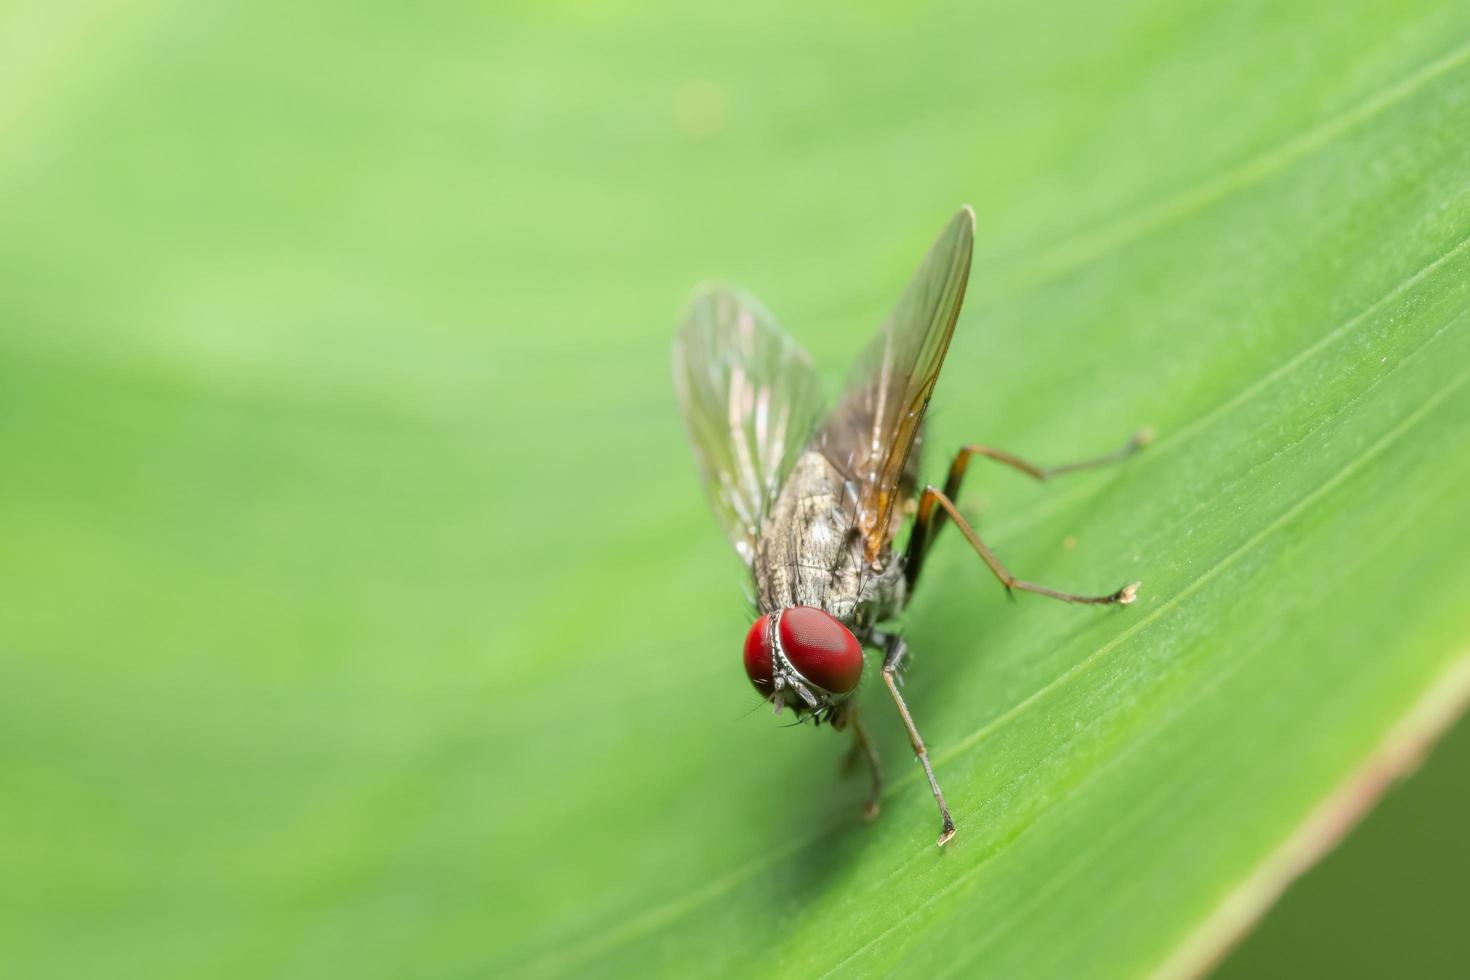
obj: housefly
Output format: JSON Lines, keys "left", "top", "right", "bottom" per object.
{"left": 672, "top": 206, "right": 1149, "bottom": 846}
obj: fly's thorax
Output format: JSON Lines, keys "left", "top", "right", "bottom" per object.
{"left": 743, "top": 605, "right": 864, "bottom": 719}
{"left": 753, "top": 451, "right": 871, "bottom": 617}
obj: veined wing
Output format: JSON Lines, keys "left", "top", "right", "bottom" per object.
{"left": 816, "top": 206, "right": 975, "bottom": 564}
{"left": 673, "top": 287, "right": 826, "bottom": 564}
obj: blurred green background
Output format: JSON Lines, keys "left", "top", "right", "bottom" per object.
{"left": 3, "top": 1, "right": 1469, "bottom": 977}
{"left": 1219, "top": 708, "right": 1470, "bottom": 978}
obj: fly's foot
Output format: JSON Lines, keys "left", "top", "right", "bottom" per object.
{"left": 861, "top": 797, "right": 880, "bottom": 822}
{"left": 937, "top": 815, "right": 957, "bottom": 847}
{"left": 1113, "top": 581, "right": 1140, "bottom": 605}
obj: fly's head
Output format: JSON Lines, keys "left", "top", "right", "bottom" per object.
{"left": 743, "top": 606, "right": 864, "bottom": 721}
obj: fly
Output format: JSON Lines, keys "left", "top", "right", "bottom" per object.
{"left": 672, "top": 206, "right": 1150, "bottom": 846}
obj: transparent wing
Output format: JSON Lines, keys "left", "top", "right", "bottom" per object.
{"left": 816, "top": 206, "right": 975, "bottom": 563}
{"left": 673, "top": 287, "right": 826, "bottom": 564}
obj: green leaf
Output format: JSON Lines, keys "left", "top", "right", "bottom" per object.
{"left": 2, "top": 2, "right": 1469, "bottom": 978}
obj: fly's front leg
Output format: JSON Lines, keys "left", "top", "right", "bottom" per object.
{"left": 845, "top": 709, "right": 882, "bottom": 821}
{"left": 910, "top": 486, "right": 1138, "bottom": 605}
{"left": 905, "top": 428, "right": 1152, "bottom": 591}
{"left": 878, "top": 632, "right": 956, "bottom": 847}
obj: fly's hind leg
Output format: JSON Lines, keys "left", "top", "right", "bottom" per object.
{"left": 941, "top": 428, "right": 1154, "bottom": 492}
{"left": 876, "top": 631, "right": 955, "bottom": 847}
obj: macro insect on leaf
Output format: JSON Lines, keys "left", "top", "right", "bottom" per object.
{"left": 672, "top": 206, "right": 1150, "bottom": 846}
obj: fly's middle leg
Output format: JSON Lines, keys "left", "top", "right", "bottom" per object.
{"left": 909, "top": 486, "right": 1138, "bottom": 605}
{"left": 904, "top": 427, "right": 1151, "bottom": 591}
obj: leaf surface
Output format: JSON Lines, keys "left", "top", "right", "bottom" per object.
{"left": 2, "top": 2, "right": 1469, "bottom": 978}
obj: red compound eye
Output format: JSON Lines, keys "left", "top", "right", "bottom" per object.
{"left": 778, "top": 606, "right": 863, "bottom": 694}
{"left": 743, "top": 614, "right": 774, "bottom": 696}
